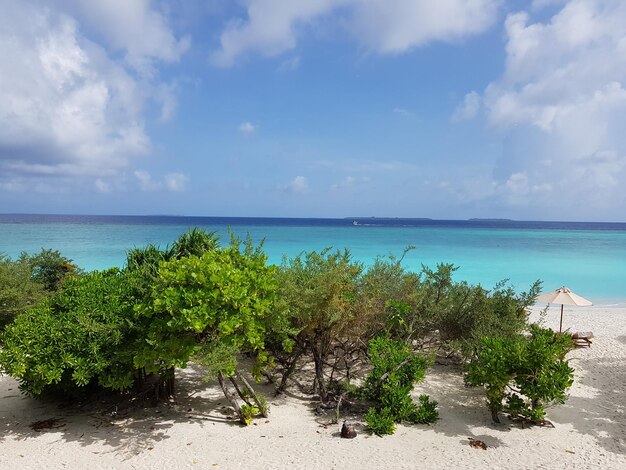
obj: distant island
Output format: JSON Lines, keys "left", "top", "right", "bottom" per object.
{"left": 468, "top": 218, "right": 515, "bottom": 222}
{"left": 345, "top": 217, "right": 433, "bottom": 221}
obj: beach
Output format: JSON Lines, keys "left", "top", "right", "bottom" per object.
{"left": 1, "top": 304, "right": 625, "bottom": 469}
{"left": 2, "top": 1, "right": 626, "bottom": 468}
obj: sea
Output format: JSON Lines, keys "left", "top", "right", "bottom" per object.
{"left": 1, "top": 214, "right": 625, "bottom": 305}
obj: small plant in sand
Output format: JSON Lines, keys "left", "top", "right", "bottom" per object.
{"left": 240, "top": 404, "right": 261, "bottom": 425}
{"left": 465, "top": 324, "right": 574, "bottom": 424}
{"left": 360, "top": 336, "right": 439, "bottom": 436}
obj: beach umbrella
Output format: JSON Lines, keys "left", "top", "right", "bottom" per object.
{"left": 536, "top": 286, "right": 592, "bottom": 332}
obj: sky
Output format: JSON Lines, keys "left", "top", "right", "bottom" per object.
{"left": 1, "top": 0, "right": 625, "bottom": 221}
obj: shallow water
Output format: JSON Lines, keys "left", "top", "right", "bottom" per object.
{"left": 1, "top": 215, "right": 625, "bottom": 304}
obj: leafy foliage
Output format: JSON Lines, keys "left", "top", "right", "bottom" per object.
{"left": 271, "top": 248, "right": 363, "bottom": 401}
{"left": 126, "top": 243, "right": 170, "bottom": 277}
{"left": 1, "top": 229, "right": 554, "bottom": 435}
{"left": 412, "top": 394, "right": 440, "bottom": 424}
{"left": 465, "top": 324, "right": 574, "bottom": 423}
{"left": 0, "top": 255, "right": 47, "bottom": 331}
{"left": 135, "top": 234, "right": 278, "bottom": 379}
{"left": 381, "top": 262, "right": 541, "bottom": 356}
{"left": 0, "top": 269, "right": 141, "bottom": 395}
{"left": 1, "top": 248, "right": 79, "bottom": 331}
{"left": 240, "top": 403, "right": 261, "bottom": 425}
{"left": 195, "top": 340, "right": 239, "bottom": 381}
{"left": 361, "top": 336, "right": 438, "bottom": 435}
{"left": 364, "top": 407, "right": 396, "bottom": 436}
{"left": 170, "top": 228, "right": 220, "bottom": 259}
{"left": 0, "top": 229, "right": 251, "bottom": 401}
{"left": 20, "top": 248, "right": 80, "bottom": 291}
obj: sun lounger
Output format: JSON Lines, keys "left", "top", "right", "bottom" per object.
{"left": 572, "top": 331, "right": 593, "bottom": 348}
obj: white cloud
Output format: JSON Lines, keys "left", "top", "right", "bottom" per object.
{"left": 462, "top": 0, "right": 626, "bottom": 216}
{"left": 211, "top": 0, "right": 339, "bottom": 67}
{"left": 95, "top": 178, "right": 111, "bottom": 193}
{"left": 393, "top": 107, "right": 415, "bottom": 117}
{"left": 504, "top": 172, "right": 529, "bottom": 195}
{"left": 313, "top": 158, "right": 417, "bottom": 173}
{"left": 531, "top": 0, "right": 568, "bottom": 10}
{"left": 57, "top": 0, "right": 190, "bottom": 74}
{"left": 156, "top": 82, "right": 180, "bottom": 122}
{"left": 347, "top": 0, "right": 501, "bottom": 54}
{"left": 277, "top": 55, "right": 301, "bottom": 72}
{"left": 211, "top": 0, "right": 501, "bottom": 67}
{"left": 284, "top": 175, "right": 309, "bottom": 193}
{"left": 135, "top": 170, "right": 160, "bottom": 191}
{"left": 135, "top": 170, "right": 188, "bottom": 192}
{"left": 485, "top": 2, "right": 626, "bottom": 132}
{"left": 452, "top": 91, "right": 481, "bottom": 122}
{"left": 165, "top": 172, "right": 188, "bottom": 192}
{"left": 331, "top": 175, "right": 371, "bottom": 190}
{"left": 0, "top": 0, "right": 187, "bottom": 193}
{"left": 0, "top": 4, "right": 148, "bottom": 175}
{"left": 239, "top": 121, "right": 257, "bottom": 134}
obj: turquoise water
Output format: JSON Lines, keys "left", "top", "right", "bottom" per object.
{"left": 1, "top": 216, "right": 625, "bottom": 304}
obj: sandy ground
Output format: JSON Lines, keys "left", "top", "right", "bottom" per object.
{"left": 1, "top": 304, "right": 625, "bottom": 470}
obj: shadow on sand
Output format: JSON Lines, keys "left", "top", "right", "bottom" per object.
{"left": 2, "top": 350, "right": 624, "bottom": 458}
{"left": 0, "top": 363, "right": 273, "bottom": 457}
{"left": 550, "top": 351, "right": 626, "bottom": 456}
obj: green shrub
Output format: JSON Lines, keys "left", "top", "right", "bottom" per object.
{"left": 465, "top": 324, "right": 574, "bottom": 423}
{"left": 240, "top": 403, "right": 260, "bottom": 425}
{"left": 372, "top": 262, "right": 540, "bottom": 359}
{"left": 126, "top": 243, "right": 170, "bottom": 274}
{"left": 19, "top": 248, "right": 80, "bottom": 291}
{"left": 256, "top": 394, "right": 269, "bottom": 416}
{"left": 0, "top": 255, "right": 47, "bottom": 331}
{"left": 271, "top": 248, "right": 363, "bottom": 401}
{"left": 1, "top": 229, "right": 277, "bottom": 409}
{"left": 170, "top": 228, "right": 219, "bottom": 259}
{"left": 0, "top": 269, "right": 141, "bottom": 395}
{"left": 412, "top": 395, "right": 439, "bottom": 424}
{"left": 135, "top": 233, "right": 278, "bottom": 380}
{"left": 365, "top": 407, "right": 396, "bottom": 436}
{"left": 361, "top": 336, "right": 438, "bottom": 435}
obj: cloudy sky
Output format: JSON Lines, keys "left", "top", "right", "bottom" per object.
{"left": 1, "top": 0, "right": 625, "bottom": 221}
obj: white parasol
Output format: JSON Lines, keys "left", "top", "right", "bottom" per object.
{"left": 537, "top": 286, "right": 592, "bottom": 332}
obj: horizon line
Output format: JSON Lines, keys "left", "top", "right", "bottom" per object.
{"left": 1, "top": 213, "right": 625, "bottom": 225}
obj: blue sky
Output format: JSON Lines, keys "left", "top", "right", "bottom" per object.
{"left": 1, "top": 0, "right": 625, "bottom": 221}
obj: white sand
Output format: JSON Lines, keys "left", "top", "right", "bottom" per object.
{"left": 1, "top": 305, "right": 625, "bottom": 469}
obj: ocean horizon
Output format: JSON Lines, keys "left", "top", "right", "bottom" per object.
{"left": 1, "top": 213, "right": 625, "bottom": 305}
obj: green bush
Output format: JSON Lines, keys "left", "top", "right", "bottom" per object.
{"left": 271, "top": 248, "right": 363, "bottom": 401}
{"left": 135, "top": 234, "right": 278, "bottom": 379}
{"left": 361, "top": 336, "right": 438, "bottom": 435}
{"left": 372, "top": 262, "right": 540, "bottom": 358}
{"left": 465, "top": 324, "right": 574, "bottom": 423}
{"left": 412, "top": 394, "right": 440, "bottom": 424}
{"left": 20, "top": 248, "right": 80, "bottom": 291}
{"left": 1, "top": 229, "right": 277, "bottom": 407}
{"left": 0, "top": 269, "right": 141, "bottom": 395}
{"left": 0, "top": 255, "right": 47, "bottom": 331}
{"left": 240, "top": 403, "right": 260, "bottom": 425}
{"left": 170, "top": 228, "right": 219, "bottom": 259}
{"left": 365, "top": 407, "right": 396, "bottom": 436}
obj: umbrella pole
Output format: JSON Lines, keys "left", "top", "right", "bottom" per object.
{"left": 559, "top": 304, "right": 564, "bottom": 333}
